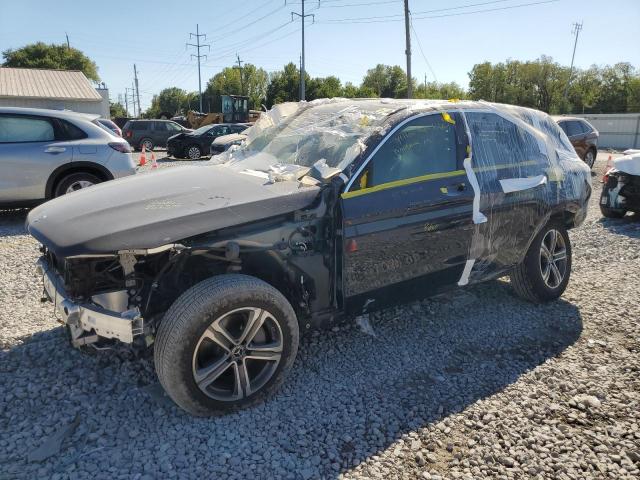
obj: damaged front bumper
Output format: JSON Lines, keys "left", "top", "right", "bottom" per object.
{"left": 36, "top": 258, "right": 143, "bottom": 347}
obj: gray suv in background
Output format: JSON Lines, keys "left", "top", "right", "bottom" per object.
{"left": 0, "top": 107, "right": 136, "bottom": 207}
{"left": 122, "top": 119, "right": 190, "bottom": 151}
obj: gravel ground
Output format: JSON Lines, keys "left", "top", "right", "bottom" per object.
{"left": 1, "top": 152, "right": 638, "bottom": 479}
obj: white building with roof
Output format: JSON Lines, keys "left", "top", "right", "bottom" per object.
{"left": 0, "top": 67, "right": 109, "bottom": 118}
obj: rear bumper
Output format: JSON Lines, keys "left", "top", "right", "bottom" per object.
{"left": 36, "top": 258, "right": 143, "bottom": 346}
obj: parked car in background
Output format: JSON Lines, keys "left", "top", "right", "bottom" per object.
{"left": 28, "top": 99, "right": 591, "bottom": 416}
{"left": 95, "top": 118, "right": 122, "bottom": 137}
{"left": 553, "top": 116, "right": 599, "bottom": 168}
{"left": 210, "top": 131, "right": 248, "bottom": 155}
{"left": 600, "top": 151, "right": 640, "bottom": 218}
{"left": 121, "top": 119, "right": 191, "bottom": 151}
{"left": 167, "top": 123, "right": 249, "bottom": 159}
{"left": 0, "top": 107, "right": 136, "bottom": 207}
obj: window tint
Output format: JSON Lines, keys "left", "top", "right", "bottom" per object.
{"left": 565, "top": 121, "right": 584, "bottom": 136}
{"left": 355, "top": 113, "right": 459, "bottom": 190}
{"left": 557, "top": 121, "right": 568, "bottom": 135}
{"left": 233, "top": 125, "right": 248, "bottom": 133}
{"left": 58, "top": 119, "right": 87, "bottom": 140}
{"left": 465, "top": 112, "right": 544, "bottom": 168}
{"left": 153, "top": 122, "right": 168, "bottom": 131}
{"left": 218, "top": 126, "right": 230, "bottom": 136}
{"left": 578, "top": 120, "right": 592, "bottom": 133}
{"left": 130, "top": 122, "right": 149, "bottom": 131}
{"left": 0, "top": 115, "right": 55, "bottom": 143}
{"left": 166, "top": 122, "right": 182, "bottom": 132}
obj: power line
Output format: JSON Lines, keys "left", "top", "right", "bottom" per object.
{"left": 187, "top": 24, "right": 211, "bottom": 112}
{"left": 318, "top": 0, "right": 558, "bottom": 24}
{"left": 410, "top": 16, "right": 437, "bottom": 83}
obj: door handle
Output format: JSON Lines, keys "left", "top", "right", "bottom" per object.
{"left": 44, "top": 146, "right": 66, "bottom": 154}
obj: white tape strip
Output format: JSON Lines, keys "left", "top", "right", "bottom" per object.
{"left": 458, "top": 259, "right": 475, "bottom": 286}
{"left": 463, "top": 157, "right": 487, "bottom": 224}
{"left": 500, "top": 174, "right": 547, "bottom": 193}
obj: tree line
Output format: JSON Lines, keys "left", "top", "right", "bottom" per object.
{"left": 2, "top": 43, "right": 638, "bottom": 118}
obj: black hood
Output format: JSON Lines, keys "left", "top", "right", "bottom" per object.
{"left": 27, "top": 164, "right": 320, "bottom": 257}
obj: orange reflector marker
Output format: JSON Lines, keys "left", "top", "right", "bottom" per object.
{"left": 345, "top": 239, "right": 358, "bottom": 253}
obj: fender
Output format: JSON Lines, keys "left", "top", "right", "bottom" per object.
{"left": 45, "top": 162, "right": 114, "bottom": 199}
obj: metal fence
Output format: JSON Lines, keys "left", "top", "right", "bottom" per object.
{"left": 571, "top": 113, "right": 640, "bottom": 150}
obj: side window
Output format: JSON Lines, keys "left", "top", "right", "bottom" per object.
{"left": 353, "top": 113, "right": 460, "bottom": 190}
{"left": 578, "top": 120, "right": 592, "bottom": 134}
{"left": 57, "top": 120, "right": 87, "bottom": 140}
{"left": 218, "top": 126, "right": 230, "bottom": 136}
{"left": 154, "top": 122, "right": 168, "bottom": 131}
{"left": 566, "top": 121, "right": 583, "bottom": 137}
{"left": 131, "top": 122, "right": 148, "bottom": 131}
{"left": 465, "top": 112, "right": 544, "bottom": 169}
{"left": 557, "top": 121, "right": 568, "bottom": 135}
{"left": 0, "top": 115, "right": 55, "bottom": 143}
{"left": 167, "top": 122, "right": 182, "bottom": 132}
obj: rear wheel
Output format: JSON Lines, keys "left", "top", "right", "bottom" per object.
{"left": 185, "top": 144, "right": 202, "bottom": 160}
{"left": 140, "top": 138, "right": 154, "bottom": 151}
{"left": 54, "top": 172, "right": 102, "bottom": 197}
{"left": 583, "top": 149, "right": 596, "bottom": 168}
{"left": 511, "top": 223, "right": 572, "bottom": 303}
{"left": 154, "top": 274, "right": 299, "bottom": 416}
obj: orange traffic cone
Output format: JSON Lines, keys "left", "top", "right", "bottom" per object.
{"left": 138, "top": 145, "right": 147, "bottom": 166}
{"left": 150, "top": 151, "right": 158, "bottom": 169}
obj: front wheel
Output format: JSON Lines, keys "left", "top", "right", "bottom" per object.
{"left": 583, "top": 149, "right": 596, "bottom": 169}
{"left": 185, "top": 144, "right": 202, "bottom": 160}
{"left": 154, "top": 274, "right": 299, "bottom": 416}
{"left": 510, "top": 223, "right": 572, "bottom": 303}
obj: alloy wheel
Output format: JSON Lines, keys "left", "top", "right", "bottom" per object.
{"left": 539, "top": 229, "right": 567, "bottom": 289}
{"left": 585, "top": 150, "right": 595, "bottom": 168}
{"left": 142, "top": 140, "right": 153, "bottom": 151}
{"left": 187, "top": 146, "right": 201, "bottom": 159}
{"left": 192, "top": 307, "right": 283, "bottom": 401}
{"left": 65, "top": 180, "right": 94, "bottom": 193}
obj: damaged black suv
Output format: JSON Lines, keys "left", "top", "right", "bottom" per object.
{"left": 28, "top": 99, "right": 591, "bottom": 416}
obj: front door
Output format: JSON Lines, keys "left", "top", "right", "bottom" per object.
{"left": 340, "top": 112, "right": 474, "bottom": 314}
{"left": 0, "top": 114, "right": 73, "bottom": 202}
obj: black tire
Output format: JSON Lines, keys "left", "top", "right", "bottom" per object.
{"left": 583, "top": 148, "right": 596, "bottom": 169}
{"left": 154, "top": 274, "right": 299, "bottom": 416}
{"left": 53, "top": 172, "right": 102, "bottom": 197}
{"left": 139, "top": 138, "right": 154, "bottom": 151}
{"left": 184, "top": 144, "right": 202, "bottom": 160}
{"left": 600, "top": 206, "right": 626, "bottom": 218}
{"left": 511, "top": 222, "right": 572, "bottom": 303}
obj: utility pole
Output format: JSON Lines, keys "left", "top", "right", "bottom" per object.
{"left": 65, "top": 33, "right": 70, "bottom": 49}
{"left": 291, "top": 0, "right": 318, "bottom": 101}
{"left": 235, "top": 54, "right": 245, "bottom": 95}
{"left": 133, "top": 65, "right": 142, "bottom": 117}
{"left": 124, "top": 90, "right": 129, "bottom": 117}
{"left": 563, "top": 21, "right": 583, "bottom": 102}
{"left": 187, "top": 24, "right": 210, "bottom": 113}
{"left": 130, "top": 82, "right": 137, "bottom": 117}
{"left": 404, "top": 0, "right": 412, "bottom": 99}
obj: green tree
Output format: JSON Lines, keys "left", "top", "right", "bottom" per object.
{"left": 109, "top": 102, "right": 128, "bottom": 118}
{"left": 361, "top": 64, "right": 407, "bottom": 98}
{"left": 265, "top": 63, "right": 310, "bottom": 107}
{"left": 2, "top": 42, "right": 100, "bottom": 81}
{"left": 343, "top": 82, "right": 377, "bottom": 98}
{"left": 206, "top": 63, "right": 269, "bottom": 111}
{"left": 146, "top": 87, "right": 189, "bottom": 118}
{"left": 415, "top": 81, "right": 466, "bottom": 100}
{"left": 306, "top": 76, "right": 343, "bottom": 100}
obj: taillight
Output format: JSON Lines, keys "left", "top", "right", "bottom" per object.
{"left": 109, "top": 142, "right": 132, "bottom": 153}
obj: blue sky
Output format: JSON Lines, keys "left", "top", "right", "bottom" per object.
{"left": 1, "top": 0, "right": 639, "bottom": 111}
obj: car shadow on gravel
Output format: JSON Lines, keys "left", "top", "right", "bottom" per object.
{"left": 598, "top": 213, "right": 640, "bottom": 238}
{"left": 0, "top": 209, "right": 29, "bottom": 237}
{"left": 0, "top": 279, "right": 583, "bottom": 478}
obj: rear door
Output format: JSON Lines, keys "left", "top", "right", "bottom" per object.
{"left": 565, "top": 120, "right": 587, "bottom": 158}
{"left": 340, "top": 111, "right": 474, "bottom": 313}
{"left": 0, "top": 114, "right": 73, "bottom": 202}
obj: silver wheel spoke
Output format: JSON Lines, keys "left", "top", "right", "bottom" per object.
{"left": 540, "top": 243, "right": 551, "bottom": 261}
{"left": 542, "top": 263, "right": 551, "bottom": 283}
{"left": 547, "top": 230, "right": 557, "bottom": 253}
{"left": 238, "top": 360, "right": 252, "bottom": 397}
{"left": 246, "top": 349, "right": 281, "bottom": 362}
{"left": 194, "top": 356, "right": 232, "bottom": 389}
{"left": 549, "top": 262, "right": 562, "bottom": 287}
{"left": 238, "top": 308, "right": 268, "bottom": 345}
{"left": 202, "top": 324, "right": 235, "bottom": 352}
{"left": 553, "top": 249, "right": 567, "bottom": 262}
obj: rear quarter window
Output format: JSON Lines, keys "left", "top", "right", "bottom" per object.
{"left": 57, "top": 119, "right": 88, "bottom": 140}
{"left": 130, "top": 122, "right": 149, "bottom": 131}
